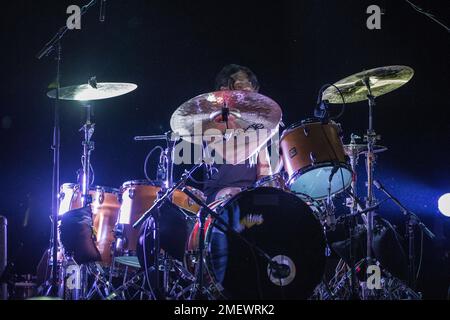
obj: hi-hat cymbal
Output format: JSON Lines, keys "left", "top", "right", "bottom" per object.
{"left": 47, "top": 83, "right": 138, "bottom": 101}
{"left": 322, "top": 66, "right": 414, "bottom": 104}
{"left": 344, "top": 144, "right": 388, "bottom": 156}
{"left": 170, "top": 90, "right": 282, "bottom": 140}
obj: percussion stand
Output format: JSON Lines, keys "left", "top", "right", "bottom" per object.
{"left": 345, "top": 134, "right": 363, "bottom": 299}
{"left": 79, "top": 103, "right": 95, "bottom": 207}
{"left": 153, "top": 132, "right": 178, "bottom": 299}
{"left": 132, "top": 154, "right": 201, "bottom": 299}
{"left": 35, "top": 0, "right": 101, "bottom": 297}
{"left": 373, "top": 180, "right": 435, "bottom": 290}
{"left": 363, "top": 78, "right": 380, "bottom": 299}
{"left": 133, "top": 133, "right": 173, "bottom": 298}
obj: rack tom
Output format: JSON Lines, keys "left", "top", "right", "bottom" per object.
{"left": 58, "top": 183, "right": 121, "bottom": 266}
{"left": 280, "top": 120, "right": 352, "bottom": 200}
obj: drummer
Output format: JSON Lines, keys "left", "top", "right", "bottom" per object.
{"left": 203, "top": 64, "right": 275, "bottom": 204}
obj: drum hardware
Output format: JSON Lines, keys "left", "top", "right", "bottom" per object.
{"left": 105, "top": 269, "right": 156, "bottom": 300}
{"left": 345, "top": 133, "right": 365, "bottom": 299}
{"left": 37, "top": 1, "right": 114, "bottom": 295}
{"left": 45, "top": 77, "right": 136, "bottom": 299}
{"left": 130, "top": 162, "right": 204, "bottom": 299}
{"left": 132, "top": 131, "right": 202, "bottom": 299}
{"left": 79, "top": 102, "right": 95, "bottom": 207}
{"left": 321, "top": 66, "right": 416, "bottom": 299}
{"left": 363, "top": 77, "right": 382, "bottom": 290}
{"left": 373, "top": 180, "right": 435, "bottom": 290}
{"left": 311, "top": 258, "right": 422, "bottom": 300}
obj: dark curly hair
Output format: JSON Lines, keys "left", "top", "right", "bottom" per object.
{"left": 214, "top": 64, "right": 260, "bottom": 91}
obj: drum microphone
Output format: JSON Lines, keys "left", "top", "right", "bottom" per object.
{"left": 315, "top": 84, "right": 331, "bottom": 121}
{"left": 99, "top": 0, "right": 107, "bottom": 22}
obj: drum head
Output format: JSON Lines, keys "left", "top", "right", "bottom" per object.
{"left": 208, "top": 187, "right": 326, "bottom": 299}
{"left": 289, "top": 164, "right": 352, "bottom": 200}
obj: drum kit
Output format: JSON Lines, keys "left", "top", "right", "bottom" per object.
{"left": 38, "top": 65, "right": 433, "bottom": 300}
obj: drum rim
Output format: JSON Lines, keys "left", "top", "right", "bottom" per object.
{"left": 280, "top": 119, "right": 340, "bottom": 141}
{"left": 121, "top": 180, "right": 164, "bottom": 188}
{"left": 120, "top": 180, "right": 204, "bottom": 197}
{"left": 254, "top": 173, "right": 287, "bottom": 188}
{"left": 287, "top": 162, "right": 353, "bottom": 200}
{"left": 60, "top": 183, "right": 120, "bottom": 194}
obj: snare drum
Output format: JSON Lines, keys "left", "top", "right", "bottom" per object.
{"left": 280, "top": 120, "right": 352, "bottom": 200}
{"left": 58, "top": 183, "right": 121, "bottom": 266}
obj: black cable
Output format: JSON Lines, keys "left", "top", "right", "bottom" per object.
{"left": 142, "top": 218, "right": 156, "bottom": 300}
{"left": 144, "top": 146, "right": 164, "bottom": 182}
{"left": 416, "top": 229, "right": 424, "bottom": 281}
{"left": 316, "top": 83, "right": 347, "bottom": 121}
{"left": 405, "top": 0, "right": 450, "bottom": 33}
{"left": 317, "top": 85, "right": 357, "bottom": 296}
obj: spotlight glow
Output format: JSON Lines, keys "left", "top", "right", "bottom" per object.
{"left": 438, "top": 193, "right": 450, "bottom": 217}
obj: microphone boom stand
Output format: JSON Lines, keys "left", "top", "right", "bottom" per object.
{"left": 373, "top": 180, "right": 435, "bottom": 290}
{"left": 36, "top": 0, "right": 98, "bottom": 296}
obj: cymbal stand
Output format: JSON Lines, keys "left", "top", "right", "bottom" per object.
{"left": 345, "top": 133, "right": 363, "bottom": 299}
{"left": 363, "top": 78, "right": 380, "bottom": 299}
{"left": 79, "top": 103, "right": 95, "bottom": 207}
{"left": 35, "top": 0, "right": 98, "bottom": 296}
{"left": 133, "top": 132, "right": 178, "bottom": 299}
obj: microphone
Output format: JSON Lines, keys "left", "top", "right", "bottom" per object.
{"left": 99, "top": 0, "right": 107, "bottom": 22}
{"left": 315, "top": 85, "right": 330, "bottom": 121}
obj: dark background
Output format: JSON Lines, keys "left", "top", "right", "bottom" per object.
{"left": 0, "top": 0, "right": 448, "bottom": 298}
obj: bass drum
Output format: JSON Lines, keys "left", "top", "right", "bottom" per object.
{"left": 187, "top": 187, "right": 326, "bottom": 300}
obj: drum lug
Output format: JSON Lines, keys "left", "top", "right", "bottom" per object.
{"left": 310, "top": 152, "right": 317, "bottom": 164}
{"left": 289, "top": 147, "right": 297, "bottom": 159}
{"left": 98, "top": 188, "right": 105, "bottom": 205}
{"left": 303, "top": 127, "right": 309, "bottom": 137}
{"left": 336, "top": 123, "right": 344, "bottom": 138}
{"left": 129, "top": 188, "right": 135, "bottom": 199}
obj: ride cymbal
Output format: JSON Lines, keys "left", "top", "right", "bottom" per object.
{"left": 322, "top": 66, "right": 414, "bottom": 104}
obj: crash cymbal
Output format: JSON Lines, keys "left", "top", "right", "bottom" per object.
{"left": 170, "top": 90, "right": 282, "bottom": 164}
{"left": 170, "top": 90, "right": 282, "bottom": 141}
{"left": 344, "top": 144, "right": 388, "bottom": 156}
{"left": 322, "top": 66, "right": 414, "bottom": 104}
{"left": 47, "top": 82, "right": 137, "bottom": 101}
